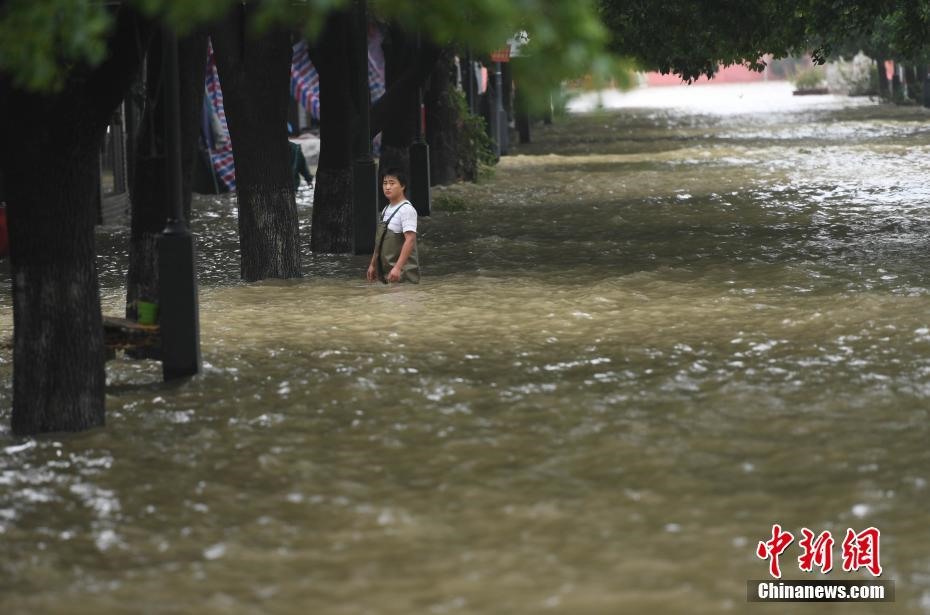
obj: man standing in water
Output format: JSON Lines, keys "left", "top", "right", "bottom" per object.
{"left": 366, "top": 168, "right": 420, "bottom": 284}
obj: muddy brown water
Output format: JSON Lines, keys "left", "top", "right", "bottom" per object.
{"left": 1, "top": 82, "right": 929, "bottom": 613}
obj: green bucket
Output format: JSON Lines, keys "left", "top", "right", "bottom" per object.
{"left": 137, "top": 300, "right": 158, "bottom": 325}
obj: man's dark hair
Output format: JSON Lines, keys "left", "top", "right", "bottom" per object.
{"left": 381, "top": 167, "right": 408, "bottom": 188}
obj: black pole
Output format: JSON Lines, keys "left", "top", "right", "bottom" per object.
{"left": 352, "top": 0, "right": 378, "bottom": 255}
{"left": 464, "top": 49, "right": 476, "bottom": 115}
{"left": 489, "top": 60, "right": 502, "bottom": 158}
{"left": 409, "top": 45, "right": 431, "bottom": 217}
{"left": 158, "top": 25, "right": 201, "bottom": 380}
{"left": 495, "top": 60, "right": 509, "bottom": 155}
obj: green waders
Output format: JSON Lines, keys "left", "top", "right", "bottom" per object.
{"left": 375, "top": 202, "right": 420, "bottom": 284}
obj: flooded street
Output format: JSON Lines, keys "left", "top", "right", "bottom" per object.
{"left": 2, "top": 81, "right": 930, "bottom": 613}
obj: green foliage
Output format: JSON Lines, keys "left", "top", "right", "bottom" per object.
{"left": 373, "top": 0, "right": 616, "bottom": 112}
{"left": 792, "top": 65, "right": 825, "bottom": 89}
{"left": 0, "top": 0, "right": 345, "bottom": 91}
{"left": 450, "top": 87, "right": 495, "bottom": 183}
{"left": 6, "top": 0, "right": 930, "bottom": 98}
{"left": 1, "top": 0, "right": 613, "bottom": 98}
{"left": 597, "top": 0, "right": 907, "bottom": 82}
{"left": 432, "top": 192, "right": 469, "bottom": 213}
{"left": 0, "top": 0, "right": 111, "bottom": 91}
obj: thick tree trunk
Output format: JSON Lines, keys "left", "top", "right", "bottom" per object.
{"left": 426, "top": 49, "right": 458, "bottom": 186}
{"left": 369, "top": 28, "right": 442, "bottom": 140}
{"left": 0, "top": 8, "right": 152, "bottom": 435}
{"left": 371, "top": 26, "right": 444, "bottom": 210}
{"left": 378, "top": 145, "right": 410, "bottom": 180}
{"left": 126, "top": 31, "right": 207, "bottom": 321}
{"left": 310, "top": 167, "right": 353, "bottom": 249}
{"left": 211, "top": 6, "right": 301, "bottom": 279}
{"left": 6, "top": 137, "right": 105, "bottom": 434}
{"left": 308, "top": 11, "right": 355, "bottom": 253}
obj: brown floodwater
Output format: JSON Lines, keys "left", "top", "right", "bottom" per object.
{"left": 1, "top": 82, "right": 930, "bottom": 613}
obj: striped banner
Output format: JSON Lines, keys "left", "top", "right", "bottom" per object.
{"left": 290, "top": 40, "right": 321, "bottom": 120}
{"left": 205, "top": 40, "right": 236, "bottom": 191}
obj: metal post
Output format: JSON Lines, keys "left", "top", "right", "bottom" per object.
{"left": 352, "top": 0, "right": 378, "bottom": 255}
{"left": 489, "top": 61, "right": 501, "bottom": 159}
{"left": 495, "top": 61, "right": 508, "bottom": 155}
{"left": 158, "top": 25, "right": 201, "bottom": 380}
{"left": 409, "top": 68, "right": 431, "bottom": 217}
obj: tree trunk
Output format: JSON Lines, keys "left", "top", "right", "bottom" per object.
{"left": 126, "top": 31, "right": 207, "bottom": 322}
{"left": 370, "top": 26, "right": 443, "bottom": 209}
{"left": 513, "top": 62, "right": 531, "bottom": 144}
{"left": 426, "top": 49, "right": 458, "bottom": 186}
{"left": 369, "top": 33, "right": 442, "bottom": 141}
{"left": 891, "top": 64, "right": 902, "bottom": 101}
{"left": 502, "top": 60, "right": 514, "bottom": 132}
{"left": 307, "top": 11, "right": 356, "bottom": 253}
{"left": 211, "top": 6, "right": 301, "bottom": 280}
{"left": 922, "top": 66, "right": 930, "bottom": 108}
{"left": 875, "top": 56, "right": 889, "bottom": 100}
{"left": 0, "top": 8, "right": 152, "bottom": 435}
{"left": 904, "top": 64, "right": 920, "bottom": 102}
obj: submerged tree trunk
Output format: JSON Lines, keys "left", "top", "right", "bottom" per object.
{"left": 126, "top": 30, "right": 207, "bottom": 321}
{"left": 0, "top": 8, "right": 151, "bottom": 435}
{"left": 904, "top": 64, "right": 920, "bottom": 102}
{"left": 307, "top": 11, "right": 355, "bottom": 253}
{"left": 371, "top": 26, "right": 443, "bottom": 210}
{"left": 212, "top": 6, "right": 300, "bottom": 280}
{"left": 875, "top": 55, "right": 889, "bottom": 100}
{"left": 426, "top": 49, "right": 459, "bottom": 186}
{"left": 513, "top": 61, "right": 531, "bottom": 145}
{"left": 922, "top": 66, "right": 930, "bottom": 108}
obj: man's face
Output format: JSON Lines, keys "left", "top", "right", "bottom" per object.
{"left": 382, "top": 176, "right": 404, "bottom": 200}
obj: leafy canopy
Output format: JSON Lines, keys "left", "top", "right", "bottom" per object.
{"left": 0, "top": 0, "right": 615, "bottom": 95}
{"left": 598, "top": 0, "right": 921, "bottom": 81}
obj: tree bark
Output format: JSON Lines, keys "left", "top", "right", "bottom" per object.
{"left": 875, "top": 55, "right": 889, "bottom": 100}
{"left": 126, "top": 30, "right": 207, "bottom": 322}
{"left": 426, "top": 49, "right": 458, "bottom": 186}
{"left": 0, "top": 8, "right": 152, "bottom": 435}
{"left": 369, "top": 28, "right": 442, "bottom": 140}
{"left": 211, "top": 6, "right": 301, "bottom": 280}
{"left": 513, "top": 61, "right": 531, "bottom": 145}
{"left": 904, "top": 64, "right": 920, "bottom": 102}
{"left": 307, "top": 11, "right": 356, "bottom": 253}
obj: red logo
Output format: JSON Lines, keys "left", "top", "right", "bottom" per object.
{"left": 756, "top": 524, "right": 794, "bottom": 579}
{"left": 757, "top": 525, "right": 882, "bottom": 578}
{"left": 798, "top": 528, "right": 834, "bottom": 574}
{"left": 842, "top": 527, "right": 882, "bottom": 576}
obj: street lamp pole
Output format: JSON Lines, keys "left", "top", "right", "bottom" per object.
{"left": 158, "top": 25, "right": 201, "bottom": 380}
